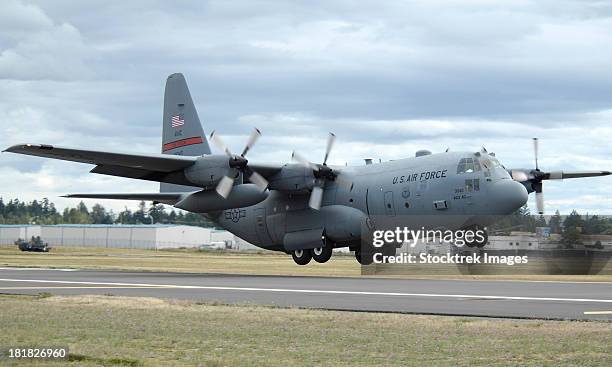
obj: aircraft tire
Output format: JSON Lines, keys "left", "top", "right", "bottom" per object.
{"left": 355, "top": 249, "right": 373, "bottom": 265}
{"left": 475, "top": 228, "right": 488, "bottom": 248}
{"left": 312, "top": 245, "right": 333, "bottom": 263}
{"left": 292, "top": 249, "right": 312, "bottom": 265}
{"left": 382, "top": 244, "right": 396, "bottom": 257}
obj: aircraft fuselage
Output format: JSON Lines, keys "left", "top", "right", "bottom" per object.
{"left": 214, "top": 150, "right": 528, "bottom": 252}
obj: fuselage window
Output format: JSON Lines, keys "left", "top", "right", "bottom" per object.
{"left": 465, "top": 179, "right": 473, "bottom": 192}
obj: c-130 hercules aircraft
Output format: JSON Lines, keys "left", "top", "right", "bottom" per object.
{"left": 5, "top": 74, "right": 611, "bottom": 265}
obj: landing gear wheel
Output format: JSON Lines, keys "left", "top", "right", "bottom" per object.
{"left": 475, "top": 229, "right": 488, "bottom": 248}
{"left": 382, "top": 244, "right": 396, "bottom": 257}
{"left": 354, "top": 248, "right": 373, "bottom": 265}
{"left": 312, "top": 246, "right": 333, "bottom": 263}
{"left": 292, "top": 249, "right": 312, "bottom": 265}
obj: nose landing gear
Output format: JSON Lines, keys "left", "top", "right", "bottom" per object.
{"left": 463, "top": 225, "right": 488, "bottom": 248}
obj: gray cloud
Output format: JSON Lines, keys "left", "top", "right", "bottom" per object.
{"left": 1, "top": 0, "right": 611, "bottom": 214}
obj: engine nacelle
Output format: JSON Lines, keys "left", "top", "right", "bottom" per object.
{"left": 174, "top": 184, "right": 268, "bottom": 212}
{"left": 267, "top": 165, "right": 315, "bottom": 192}
{"left": 183, "top": 155, "right": 233, "bottom": 187}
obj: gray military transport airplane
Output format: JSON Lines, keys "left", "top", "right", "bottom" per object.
{"left": 5, "top": 73, "right": 611, "bottom": 265}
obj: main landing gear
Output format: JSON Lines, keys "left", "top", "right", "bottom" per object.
{"left": 312, "top": 245, "right": 333, "bottom": 263}
{"left": 291, "top": 245, "right": 334, "bottom": 265}
{"left": 291, "top": 249, "right": 312, "bottom": 265}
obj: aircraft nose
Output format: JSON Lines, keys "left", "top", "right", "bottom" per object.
{"left": 489, "top": 179, "right": 528, "bottom": 214}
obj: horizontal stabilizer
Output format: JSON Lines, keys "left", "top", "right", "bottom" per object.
{"left": 62, "top": 192, "right": 189, "bottom": 205}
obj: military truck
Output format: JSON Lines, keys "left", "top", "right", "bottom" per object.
{"left": 15, "top": 236, "right": 50, "bottom": 252}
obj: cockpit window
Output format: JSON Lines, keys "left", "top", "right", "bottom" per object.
{"left": 457, "top": 158, "right": 481, "bottom": 174}
{"left": 480, "top": 157, "right": 500, "bottom": 170}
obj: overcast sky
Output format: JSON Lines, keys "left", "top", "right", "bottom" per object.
{"left": 1, "top": 0, "right": 611, "bottom": 215}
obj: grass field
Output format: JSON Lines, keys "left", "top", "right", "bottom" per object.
{"left": 1, "top": 245, "right": 611, "bottom": 281}
{"left": 1, "top": 294, "right": 610, "bottom": 367}
{"left": 0, "top": 245, "right": 360, "bottom": 277}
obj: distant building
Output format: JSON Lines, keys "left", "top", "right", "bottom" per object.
{"left": 488, "top": 232, "right": 540, "bottom": 250}
{"left": 39, "top": 224, "right": 211, "bottom": 250}
{"left": 0, "top": 224, "right": 256, "bottom": 251}
{"left": 581, "top": 235, "right": 612, "bottom": 251}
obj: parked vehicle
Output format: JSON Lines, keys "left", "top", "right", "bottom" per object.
{"left": 15, "top": 236, "right": 50, "bottom": 252}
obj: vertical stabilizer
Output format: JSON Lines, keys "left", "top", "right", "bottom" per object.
{"left": 160, "top": 73, "right": 211, "bottom": 192}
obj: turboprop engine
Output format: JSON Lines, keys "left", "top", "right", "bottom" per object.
{"left": 174, "top": 184, "right": 268, "bottom": 213}
{"left": 183, "top": 155, "right": 234, "bottom": 187}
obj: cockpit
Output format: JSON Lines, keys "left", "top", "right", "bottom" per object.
{"left": 456, "top": 154, "right": 510, "bottom": 180}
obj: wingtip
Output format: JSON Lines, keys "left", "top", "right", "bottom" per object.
{"left": 3, "top": 144, "right": 27, "bottom": 152}
{"left": 4, "top": 144, "right": 55, "bottom": 153}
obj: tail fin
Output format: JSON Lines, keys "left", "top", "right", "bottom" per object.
{"left": 160, "top": 73, "right": 211, "bottom": 192}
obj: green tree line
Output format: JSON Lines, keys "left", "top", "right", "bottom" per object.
{"left": 2, "top": 198, "right": 612, "bottom": 236}
{"left": 0, "top": 197, "right": 215, "bottom": 227}
{"left": 488, "top": 205, "right": 612, "bottom": 236}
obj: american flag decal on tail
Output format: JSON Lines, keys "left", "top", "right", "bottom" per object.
{"left": 171, "top": 114, "right": 184, "bottom": 128}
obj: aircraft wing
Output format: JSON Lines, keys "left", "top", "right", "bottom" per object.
{"left": 246, "top": 162, "right": 284, "bottom": 179}
{"left": 4, "top": 144, "right": 197, "bottom": 172}
{"left": 62, "top": 192, "right": 188, "bottom": 205}
{"left": 4, "top": 144, "right": 285, "bottom": 187}
{"left": 4, "top": 143, "right": 201, "bottom": 186}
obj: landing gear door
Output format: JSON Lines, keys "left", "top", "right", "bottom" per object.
{"left": 254, "top": 208, "right": 273, "bottom": 245}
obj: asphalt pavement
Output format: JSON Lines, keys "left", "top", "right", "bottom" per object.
{"left": 0, "top": 267, "right": 611, "bottom": 320}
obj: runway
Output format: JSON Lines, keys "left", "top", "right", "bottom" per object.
{"left": 0, "top": 268, "right": 611, "bottom": 320}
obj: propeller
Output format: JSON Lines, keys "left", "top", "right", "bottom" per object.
{"left": 532, "top": 137, "right": 539, "bottom": 170}
{"left": 292, "top": 132, "right": 352, "bottom": 210}
{"left": 508, "top": 138, "right": 549, "bottom": 214}
{"left": 508, "top": 138, "right": 610, "bottom": 215}
{"left": 209, "top": 128, "right": 268, "bottom": 198}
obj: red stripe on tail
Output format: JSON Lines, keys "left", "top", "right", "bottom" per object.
{"left": 162, "top": 136, "right": 204, "bottom": 152}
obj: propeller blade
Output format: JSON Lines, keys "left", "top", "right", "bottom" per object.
{"left": 210, "top": 131, "right": 232, "bottom": 157}
{"left": 323, "top": 132, "right": 336, "bottom": 165}
{"left": 535, "top": 191, "right": 544, "bottom": 215}
{"left": 546, "top": 170, "right": 611, "bottom": 180}
{"left": 309, "top": 186, "right": 324, "bottom": 210}
{"left": 241, "top": 128, "right": 261, "bottom": 157}
{"left": 292, "top": 151, "right": 315, "bottom": 168}
{"left": 511, "top": 170, "right": 529, "bottom": 182}
{"left": 249, "top": 171, "right": 269, "bottom": 192}
{"left": 533, "top": 138, "right": 539, "bottom": 170}
{"left": 215, "top": 176, "right": 234, "bottom": 199}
